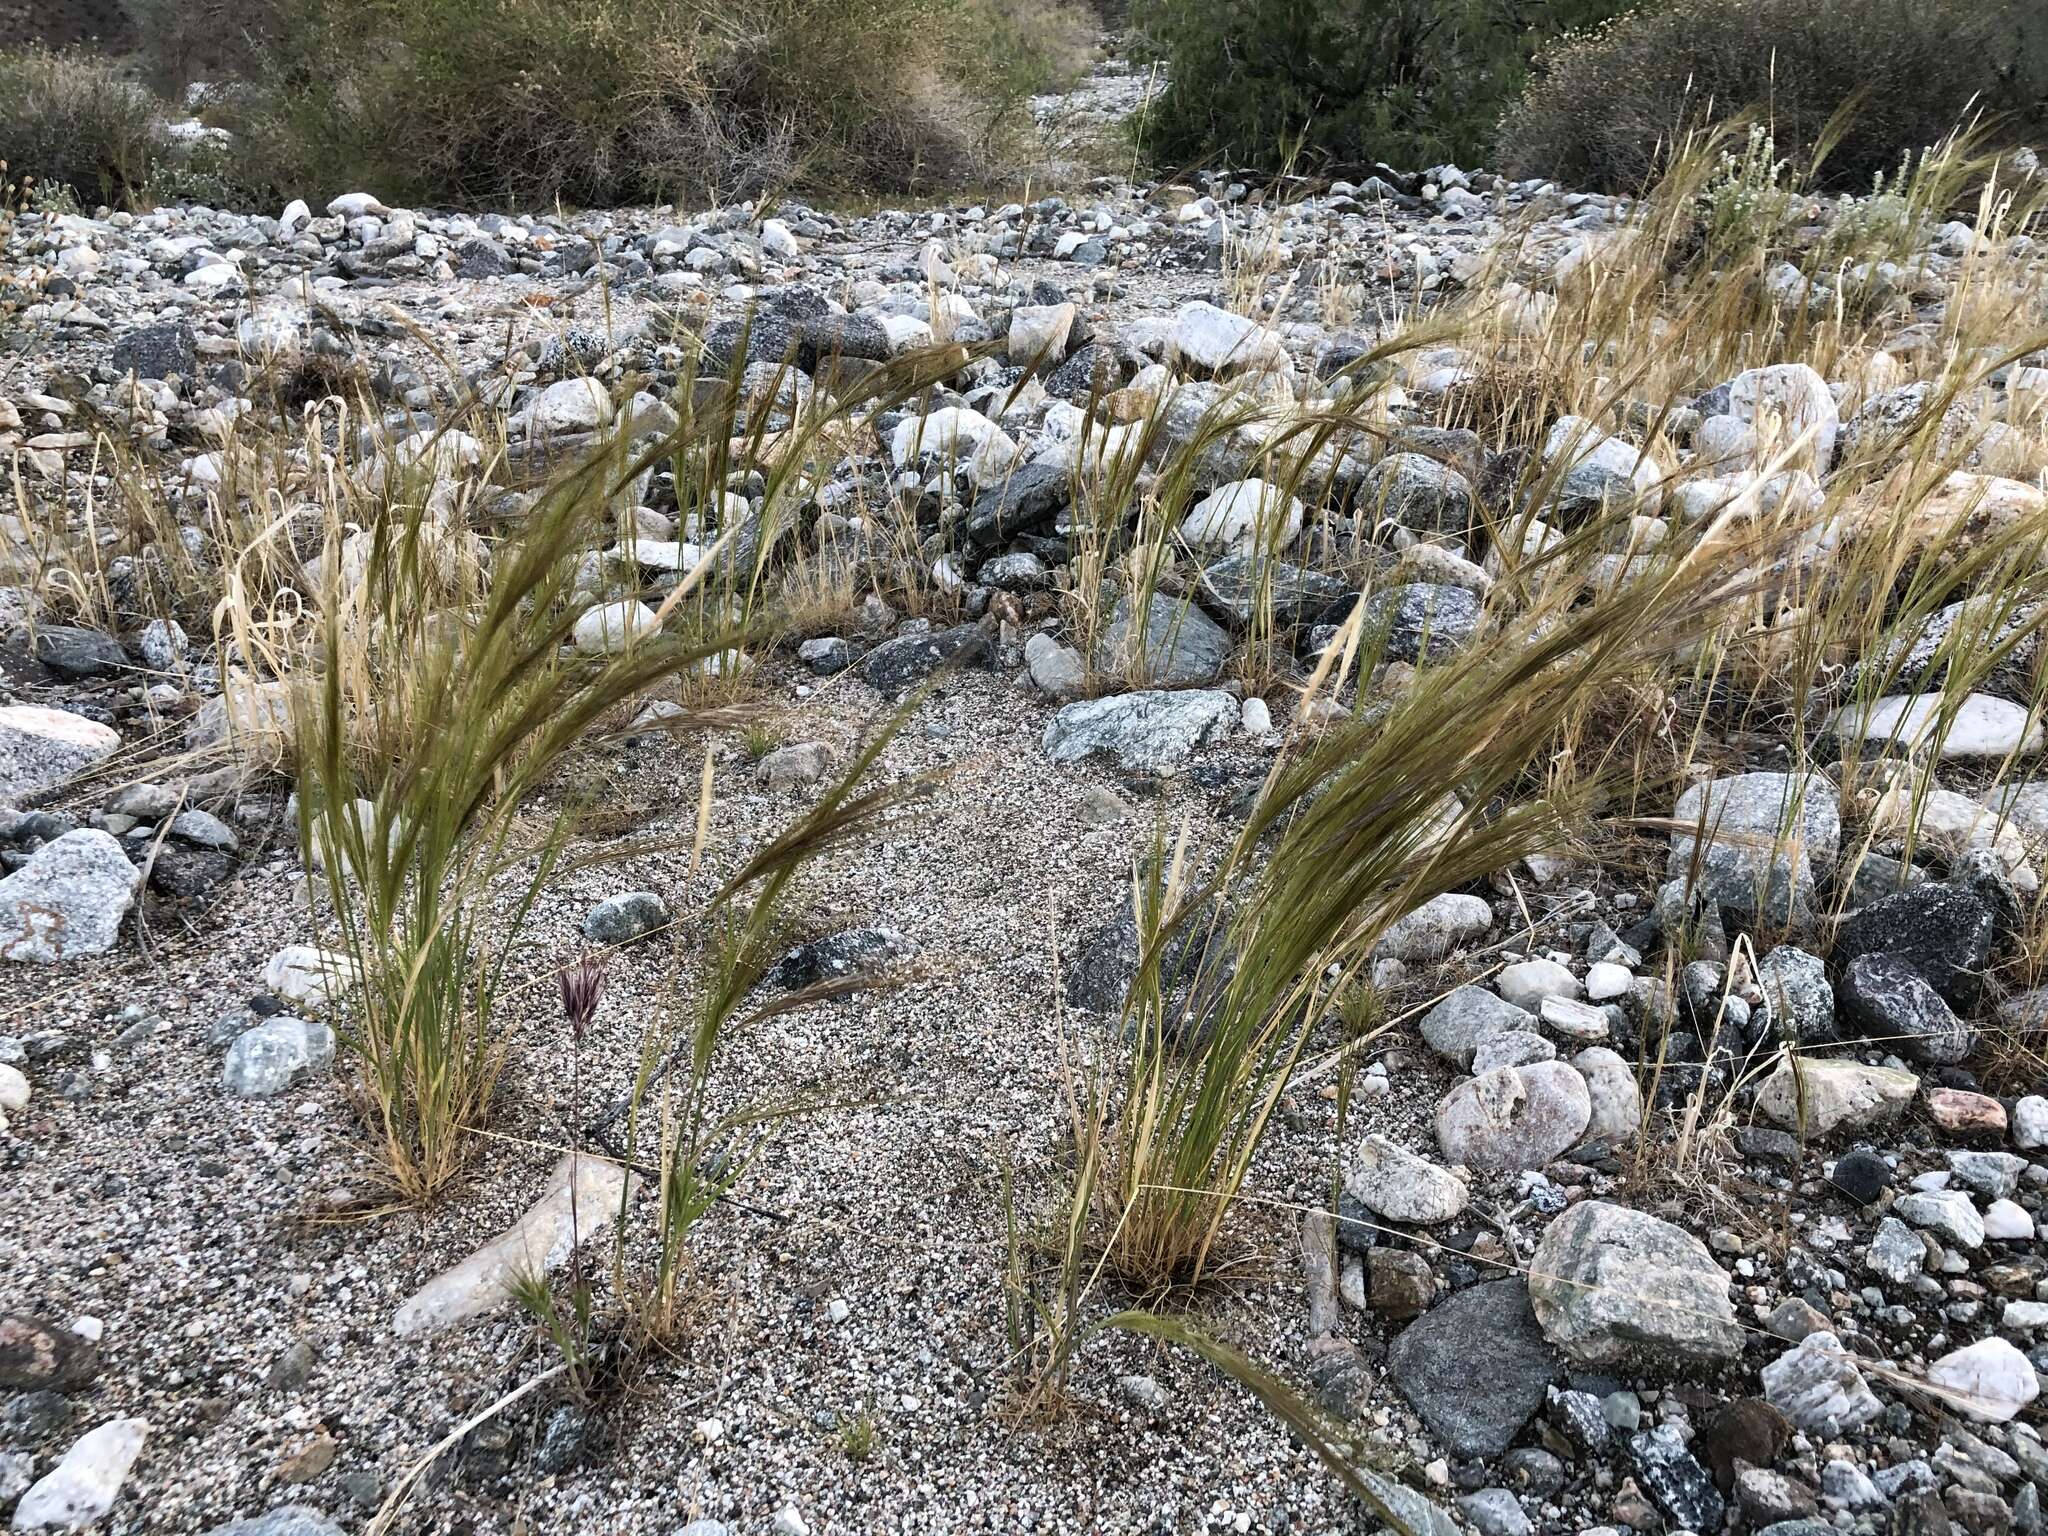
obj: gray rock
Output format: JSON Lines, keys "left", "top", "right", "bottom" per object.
{"left": 1628, "top": 1425, "right": 1725, "bottom": 1532}
{"left": 1363, "top": 452, "right": 1477, "bottom": 535}
{"left": 223, "top": 1017, "right": 335, "bottom": 1098}
{"left": 978, "top": 551, "right": 1051, "bottom": 592}
{"left": 1471, "top": 1031, "right": 1555, "bottom": 1073}
{"left": 756, "top": 743, "right": 830, "bottom": 792}
{"left": 1668, "top": 772, "right": 1840, "bottom": 928}
{"left": 0, "top": 706, "right": 122, "bottom": 803}
{"left": 1949, "top": 1150, "right": 2027, "bottom": 1201}
{"left": 1346, "top": 1134, "right": 1469, "bottom": 1225}
{"left": 1753, "top": 1056, "right": 1918, "bottom": 1139}
{"left": 1195, "top": 554, "right": 1354, "bottom": 630}
{"left": 1092, "top": 593, "right": 1231, "bottom": 687}
{"left": 1760, "top": 1329, "right": 1883, "bottom": 1433}
{"left": 769, "top": 927, "right": 907, "bottom": 990}
{"left": 1388, "top": 1279, "right": 1559, "bottom": 1458}
{"left": 199, "top": 1506, "right": 345, "bottom": 1536}
{"left": 1420, "top": 985, "right": 1537, "bottom": 1067}
{"left": 1042, "top": 690, "right": 1239, "bottom": 773}
{"left": 1758, "top": 944, "right": 1834, "bottom": 1042}
{"left": 111, "top": 321, "right": 198, "bottom": 380}
{"left": 1023, "top": 632, "right": 1086, "bottom": 700}
{"left": 1895, "top": 1188, "right": 1985, "bottom": 1249}
{"left": 168, "top": 808, "right": 239, "bottom": 852}
{"left": 1839, "top": 952, "right": 1972, "bottom": 1063}
{"left": 1528, "top": 1199, "right": 1742, "bottom": 1364}
{"left": 1867, "top": 1215, "right": 1927, "bottom": 1283}
{"left": 0, "top": 830, "right": 141, "bottom": 962}
{"left": 1359, "top": 582, "right": 1483, "bottom": 663}
{"left": 1455, "top": 1489, "right": 1532, "bottom": 1536}
{"left": 1571, "top": 1046, "right": 1641, "bottom": 1143}
{"left": 861, "top": 623, "right": 991, "bottom": 696}
{"left": 1434, "top": 1061, "right": 1590, "bottom": 1171}
{"left": 582, "top": 890, "right": 671, "bottom": 946}
{"left": 797, "top": 637, "right": 854, "bottom": 676}
{"left": 1376, "top": 893, "right": 1494, "bottom": 963}
{"left": 964, "top": 463, "right": 1069, "bottom": 546}
{"left": 33, "top": 625, "right": 127, "bottom": 681}
{"left": 1494, "top": 957, "right": 1578, "bottom": 1012}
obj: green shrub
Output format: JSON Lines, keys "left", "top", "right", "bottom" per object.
{"left": 0, "top": 47, "right": 170, "bottom": 208}
{"left": 1129, "top": 0, "right": 1626, "bottom": 174}
{"left": 172, "top": 0, "right": 1090, "bottom": 210}
{"left": 1498, "top": 0, "right": 2048, "bottom": 193}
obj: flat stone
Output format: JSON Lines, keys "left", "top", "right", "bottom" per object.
{"left": 1346, "top": 1133, "right": 1469, "bottom": 1225}
{"left": 1043, "top": 690, "right": 1240, "bottom": 773}
{"left": 1420, "top": 985, "right": 1537, "bottom": 1067}
{"left": 1434, "top": 1061, "right": 1591, "bottom": 1171}
{"left": 1753, "top": 1057, "right": 1918, "bottom": 1140}
{"left": 1760, "top": 1330, "right": 1882, "bottom": 1433}
{"left": 1831, "top": 692, "right": 2045, "bottom": 759}
{"left": 768, "top": 928, "right": 907, "bottom": 990}
{"left": 0, "top": 706, "right": 122, "bottom": 804}
{"left": 1927, "top": 1336, "right": 2041, "bottom": 1423}
{"left": 1948, "top": 1150, "right": 2027, "bottom": 1200}
{"left": 392, "top": 1153, "right": 633, "bottom": 1336}
{"left": 0, "top": 830, "right": 141, "bottom": 963}
{"left": 1528, "top": 1199, "right": 1742, "bottom": 1364}
{"left": 1388, "top": 1280, "right": 1559, "bottom": 1458}
{"left": 1930, "top": 1088, "right": 2007, "bottom": 1136}
{"left": 861, "top": 623, "right": 990, "bottom": 696}
{"left": 199, "top": 1507, "right": 344, "bottom": 1536}
{"left": 1195, "top": 554, "right": 1354, "bottom": 630}
{"left": 1376, "top": 893, "right": 1494, "bottom": 963}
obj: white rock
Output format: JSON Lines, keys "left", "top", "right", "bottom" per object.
{"left": 889, "top": 407, "right": 1018, "bottom": 485}
{"left": 1345, "top": 1132, "right": 1469, "bottom": 1224}
{"left": 1754, "top": 1057, "right": 1918, "bottom": 1138}
{"left": 1585, "top": 962, "right": 1631, "bottom": 1001}
{"left": 1727, "top": 363, "right": 1839, "bottom": 469}
{"left": 262, "top": 945, "right": 349, "bottom": 1011}
{"left": 1830, "top": 693, "right": 2045, "bottom": 760}
{"left": 1760, "top": 1330, "right": 1882, "bottom": 1432}
{"left": 1573, "top": 1046, "right": 1641, "bottom": 1143}
{"left": 326, "top": 192, "right": 390, "bottom": 220}
{"left": 1927, "top": 1336, "right": 2041, "bottom": 1423}
{"left": 1376, "top": 893, "right": 1494, "bottom": 963}
{"left": 2015, "top": 1095, "right": 2048, "bottom": 1150}
{"left": 392, "top": 1153, "right": 634, "bottom": 1335}
{"left": 572, "top": 600, "right": 658, "bottom": 656}
{"left": 1495, "top": 957, "right": 1580, "bottom": 1012}
{"left": 759, "top": 218, "right": 800, "bottom": 259}
{"left": 12, "top": 1418, "right": 147, "bottom": 1532}
{"left": 0, "top": 705, "right": 121, "bottom": 802}
{"left": 1168, "top": 300, "right": 1287, "bottom": 375}
{"left": 1179, "top": 479, "right": 1304, "bottom": 552}
{"left": 1984, "top": 1198, "right": 2034, "bottom": 1240}
{"left": 519, "top": 377, "right": 610, "bottom": 438}
{"left": 0, "top": 1062, "right": 26, "bottom": 1115}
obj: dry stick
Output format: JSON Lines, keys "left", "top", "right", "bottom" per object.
{"left": 365, "top": 1362, "right": 569, "bottom": 1536}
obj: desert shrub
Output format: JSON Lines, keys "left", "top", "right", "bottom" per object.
{"left": 1129, "top": 0, "right": 1627, "bottom": 174}
{"left": 172, "top": 0, "right": 1090, "bottom": 209}
{"left": 0, "top": 47, "right": 170, "bottom": 208}
{"left": 1499, "top": 0, "right": 2048, "bottom": 193}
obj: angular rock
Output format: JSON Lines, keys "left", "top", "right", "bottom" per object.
{"left": 768, "top": 927, "right": 907, "bottom": 990}
{"left": 1760, "top": 1330, "right": 1882, "bottom": 1433}
{"left": 199, "top": 1508, "right": 344, "bottom": 1536}
{"left": 1387, "top": 1280, "right": 1559, "bottom": 1458}
{"left": 964, "top": 462, "right": 1069, "bottom": 547}
{"left": 1895, "top": 1188, "right": 1985, "bottom": 1249}
{"left": 1831, "top": 870, "right": 2011, "bottom": 1009}
{"left": 1195, "top": 554, "right": 1354, "bottom": 630}
{"left": 1420, "top": 985, "right": 1537, "bottom": 1067}
{"left": 1178, "top": 479, "right": 1303, "bottom": 552}
{"left": 0, "top": 707, "right": 122, "bottom": 804}
{"left": 1042, "top": 690, "right": 1239, "bottom": 773}
{"left": 111, "top": 321, "right": 198, "bottom": 380}
{"left": 12, "top": 1418, "right": 147, "bottom": 1533}
{"left": 1628, "top": 1425, "right": 1725, "bottom": 1533}
{"left": 1753, "top": 1057, "right": 1918, "bottom": 1140}
{"left": 1668, "top": 772, "right": 1839, "bottom": 929}
{"left": 223, "top": 1017, "right": 335, "bottom": 1099}
{"left": 1434, "top": 1062, "right": 1591, "bottom": 1172}
{"left": 1375, "top": 893, "right": 1494, "bottom": 964}
{"left": 1091, "top": 593, "right": 1231, "bottom": 687}
{"left": 1572, "top": 1047, "right": 1641, "bottom": 1144}
{"left": 1346, "top": 1134, "right": 1469, "bottom": 1225}
{"left": 1528, "top": 1199, "right": 1742, "bottom": 1364}
{"left": 0, "top": 830, "right": 141, "bottom": 963}
{"left": 1360, "top": 582, "right": 1483, "bottom": 663}
{"left": 1362, "top": 452, "right": 1477, "bottom": 535}
{"left": 1838, "top": 952, "right": 1972, "bottom": 1064}
{"left": 1757, "top": 945, "right": 1834, "bottom": 1043}
{"left": 1866, "top": 1216, "right": 1927, "bottom": 1283}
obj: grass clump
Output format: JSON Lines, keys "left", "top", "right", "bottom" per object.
{"left": 1499, "top": 0, "right": 2048, "bottom": 193}
{"left": 0, "top": 46, "right": 170, "bottom": 209}
{"left": 175, "top": 0, "right": 1091, "bottom": 209}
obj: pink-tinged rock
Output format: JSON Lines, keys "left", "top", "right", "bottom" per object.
{"left": 1929, "top": 1089, "right": 2007, "bottom": 1137}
